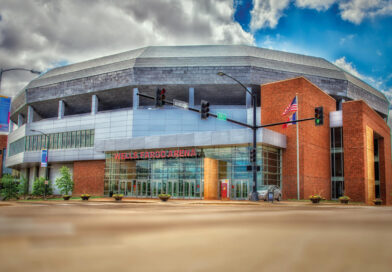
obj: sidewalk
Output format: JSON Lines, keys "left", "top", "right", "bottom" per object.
{"left": 10, "top": 197, "right": 369, "bottom": 207}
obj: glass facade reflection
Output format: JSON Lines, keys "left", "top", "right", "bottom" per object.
{"left": 104, "top": 145, "right": 281, "bottom": 199}
{"left": 331, "top": 127, "right": 344, "bottom": 199}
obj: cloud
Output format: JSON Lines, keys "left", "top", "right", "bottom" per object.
{"left": 334, "top": 56, "right": 389, "bottom": 96}
{"left": 339, "top": 0, "right": 392, "bottom": 24}
{"left": 250, "top": 1, "right": 392, "bottom": 31}
{"left": 334, "top": 56, "right": 373, "bottom": 82}
{"left": 339, "top": 34, "right": 355, "bottom": 45}
{"left": 0, "top": 0, "right": 254, "bottom": 98}
{"left": 250, "top": 0, "right": 290, "bottom": 31}
{"left": 295, "top": 0, "right": 336, "bottom": 11}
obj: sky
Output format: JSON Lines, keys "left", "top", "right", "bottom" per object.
{"left": 0, "top": 0, "right": 391, "bottom": 106}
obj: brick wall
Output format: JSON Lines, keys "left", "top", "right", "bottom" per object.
{"left": 343, "top": 101, "right": 392, "bottom": 205}
{"left": 73, "top": 160, "right": 105, "bottom": 196}
{"left": 261, "top": 77, "right": 336, "bottom": 200}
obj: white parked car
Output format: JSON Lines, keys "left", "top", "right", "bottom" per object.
{"left": 248, "top": 185, "right": 282, "bottom": 201}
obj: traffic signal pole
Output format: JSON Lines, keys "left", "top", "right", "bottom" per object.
{"left": 137, "top": 91, "right": 318, "bottom": 202}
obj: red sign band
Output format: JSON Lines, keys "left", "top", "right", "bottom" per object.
{"left": 114, "top": 149, "right": 197, "bottom": 160}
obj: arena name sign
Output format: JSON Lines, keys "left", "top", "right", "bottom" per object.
{"left": 114, "top": 148, "right": 197, "bottom": 160}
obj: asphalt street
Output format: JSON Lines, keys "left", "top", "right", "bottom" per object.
{"left": 0, "top": 201, "right": 391, "bottom": 272}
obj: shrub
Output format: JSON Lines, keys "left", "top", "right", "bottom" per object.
{"left": 18, "top": 175, "right": 29, "bottom": 196}
{"left": 32, "top": 177, "right": 53, "bottom": 197}
{"left": 0, "top": 174, "right": 19, "bottom": 200}
{"left": 81, "top": 194, "right": 90, "bottom": 200}
{"left": 309, "top": 194, "right": 322, "bottom": 200}
{"left": 112, "top": 194, "right": 123, "bottom": 200}
{"left": 55, "top": 166, "right": 74, "bottom": 195}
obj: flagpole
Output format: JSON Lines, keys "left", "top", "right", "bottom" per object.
{"left": 296, "top": 93, "right": 300, "bottom": 200}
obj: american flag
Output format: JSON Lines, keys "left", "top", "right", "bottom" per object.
{"left": 281, "top": 97, "right": 297, "bottom": 116}
{"left": 282, "top": 112, "right": 296, "bottom": 128}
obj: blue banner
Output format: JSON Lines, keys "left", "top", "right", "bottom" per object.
{"left": 41, "top": 149, "right": 48, "bottom": 167}
{"left": 0, "top": 96, "right": 11, "bottom": 132}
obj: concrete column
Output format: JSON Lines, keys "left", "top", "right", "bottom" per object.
{"left": 58, "top": 100, "right": 65, "bottom": 119}
{"left": 91, "top": 95, "right": 98, "bottom": 115}
{"left": 17, "top": 113, "right": 24, "bottom": 127}
{"left": 27, "top": 106, "right": 34, "bottom": 123}
{"left": 9, "top": 121, "right": 14, "bottom": 133}
{"left": 189, "top": 87, "right": 194, "bottom": 107}
{"left": 246, "top": 87, "right": 252, "bottom": 108}
{"left": 133, "top": 88, "right": 139, "bottom": 110}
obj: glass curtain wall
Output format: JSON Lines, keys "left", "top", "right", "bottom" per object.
{"left": 330, "top": 127, "right": 344, "bottom": 199}
{"left": 104, "top": 145, "right": 281, "bottom": 199}
{"left": 9, "top": 129, "right": 95, "bottom": 156}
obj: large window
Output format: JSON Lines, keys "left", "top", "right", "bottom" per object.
{"left": 8, "top": 129, "right": 95, "bottom": 157}
{"left": 331, "top": 127, "right": 344, "bottom": 199}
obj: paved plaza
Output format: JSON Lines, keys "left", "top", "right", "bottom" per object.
{"left": 0, "top": 200, "right": 391, "bottom": 272}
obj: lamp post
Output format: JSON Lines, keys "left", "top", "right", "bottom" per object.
{"left": 30, "top": 129, "right": 49, "bottom": 200}
{"left": 217, "top": 72, "right": 259, "bottom": 201}
{"left": 0, "top": 68, "right": 41, "bottom": 94}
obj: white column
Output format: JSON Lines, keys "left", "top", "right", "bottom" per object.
{"left": 9, "top": 121, "right": 14, "bottom": 133}
{"left": 27, "top": 105, "right": 34, "bottom": 123}
{"left": 58, "top": 100, "right": 65, "bottom": 119}
{"left": 17, "top": 113, "right": 24, "bottom": 127}
{"left": 91, "top": 95, "right": 98, "bottom": 115}
{"left": 246, "top": 87, "right": 252, "bottom": 108}
{"left": 133, "top": 88, "right": 139, "bottom": 110}
{"left": 189, "top": 87, "right": 194, "bottom": 107}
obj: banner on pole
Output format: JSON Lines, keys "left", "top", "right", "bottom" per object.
{"left": 41, "top": 149, "right": 48, "bottom": 167}
{"left": 0, "top": 96, "right": 11, "bottom": 132}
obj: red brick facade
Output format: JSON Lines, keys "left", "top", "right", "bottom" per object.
{"left": 261, "top": 77, "right": 392, "bottom": 205}
{"left": 73, "top": 160, "right": 105, "bottom": 196}
{"left": 343, "top": 101, "right": 392, "bottom": 205}
{"left": 261, "top": 77, "right": 337, "bottom": 200}
{"left": 0, "top": 135, "right": 8, "bottom": 178}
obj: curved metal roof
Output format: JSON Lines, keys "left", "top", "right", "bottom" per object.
{"left": 25, "top": 45, "right": 386, "bottom": 101}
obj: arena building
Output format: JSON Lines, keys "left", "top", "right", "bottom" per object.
{"left": 5, "top": 45, "right": 392, "bottom": 204}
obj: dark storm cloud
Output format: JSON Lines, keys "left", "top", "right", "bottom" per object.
{"left": 0, "top": 0, "right": 254, "bottom": 98}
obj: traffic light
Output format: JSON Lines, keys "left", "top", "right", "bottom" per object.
{"left": 201, "top": 100, "right": 210, "bottom": 119}
{"left": 314, "top": 107, "right": 324, "bottom": 126}
{"left": 249, "top": 148, "right": 256, "bottom": 162}
{"left": 161, "top": 88, "right": 166, "bottom": 106}
{"left": 155, "top": 88, "right": 166, "bottom": 107}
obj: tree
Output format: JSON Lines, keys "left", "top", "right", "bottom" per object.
{"left": 32, "top": 177, "right": 53, "bottom": 197}
{"left": 55, "top": 166, "right": 74, "bottom": 196}
{"left": 0, "top": 174, "right": 19, "bottom": 200}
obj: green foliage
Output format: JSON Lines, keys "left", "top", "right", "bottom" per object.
{"left": 55, "top": 166, "right": 74, "bottom": 195}
{"left": 158, "top": 194, "right": 171, "bottom": 198}
{"left": 0, "top": 174, "right": 19, "bottom": 200}
{"left": 32, "top": 177, "right": 53, "bottom": 196}
{"left": 112, "top": 194, "right": 123, "bottom": 200}
{"left": 18, "top": 175, "right": 29, "bottom": 196}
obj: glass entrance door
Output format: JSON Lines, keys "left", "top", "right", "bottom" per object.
{"left": 151, "top": 180, "right": 163, "bottom": 197}
{"left": 183, "top": 179, "right": 196, "bottom": 199}
{"left": 231, "top": 180, "right": 249, "bottom": 200}
{"left": 119, "top": 180, "right": 134, "bottom": 196}
{"left": 167, "top": 180, "right": 178, "bottom": 198}
{"left": 136, "top": 180, "right": 149, "bottom": 198}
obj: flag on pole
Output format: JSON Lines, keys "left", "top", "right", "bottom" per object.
{"left": 281, "top": 97, "right": 297, "bottom": 116}
{"left": 282, "top": 112, "right": 296, "bottom": 128}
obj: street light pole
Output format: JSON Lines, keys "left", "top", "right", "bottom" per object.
{"left": 217, "top": 72, "right": 259, "bottom": 201}
{"left": 0, "top": 68, "right": 41, "bottom": 94}
{"left": 30, "top": 129, "right": 49, "bottom": 200}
